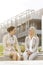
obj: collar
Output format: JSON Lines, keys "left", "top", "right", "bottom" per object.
{"left": 28, "top": 35, "right": 36, "bottom": 40}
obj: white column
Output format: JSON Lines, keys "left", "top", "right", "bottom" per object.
{"left": 42, "top": 16, "right": 43, "bottom": 50}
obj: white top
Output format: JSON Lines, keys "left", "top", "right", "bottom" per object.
{"left": 3, "top": 34, "right": 20, "bottom": 52}
{"left": 29, "top": 36, "right": 33, "bottom": 52}
{"left": 25, "top": 35, "right": 39, "bottom": 52}
{"left": 3, "top": 34, "right": 21, "bottom": 56}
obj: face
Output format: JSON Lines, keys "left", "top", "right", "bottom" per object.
{"left": 29, "top": 28, "right": 35, "bottom": 36}
{"left": 10, "top": 28, "right": 16, "bottom": 35}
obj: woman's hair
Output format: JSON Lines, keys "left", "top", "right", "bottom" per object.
{"left": 29, "top": 26, "right": 37, "bottom": 36}
{"left": 7, "top": 26, "right": 15, "bottom": 32}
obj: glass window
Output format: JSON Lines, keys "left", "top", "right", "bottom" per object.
{"left": 21, "top": 23, "right": 26, "bottom": 32}
{"left": 29, "top": 19, "right": 41, "bottom": 30}
{"left": 37, "top": 34, "right": 41, "bottom": 46}
{"left": 26, "top": 21, "right": 29, "bottom": 29}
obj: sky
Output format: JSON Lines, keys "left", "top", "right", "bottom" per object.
{"left": 0, "top": 0, "right": 43, "bottom": 24}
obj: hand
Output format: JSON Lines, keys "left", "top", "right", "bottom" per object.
{"left": 6, "top": 43, "right": 11, "bottom": 47}
{"left": 19, "top": 52, "right": 22, "bottom": 56}
{"left": 27, "top": 50, "right": 32, "bottom": 56}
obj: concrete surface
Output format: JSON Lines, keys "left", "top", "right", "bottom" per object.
{"left": 0, "top": 55, "right": 43, "bottom": 61}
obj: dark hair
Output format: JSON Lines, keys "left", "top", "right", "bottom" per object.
{"left": 7, "top": 26, "right": 15, "bottom": 32}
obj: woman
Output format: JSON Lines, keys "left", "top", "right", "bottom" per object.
{"left": 3, "top": 26, "right": 21, "bottom": 60}
{"left": 23, "top": 26, "right": 39, "bottom": 60}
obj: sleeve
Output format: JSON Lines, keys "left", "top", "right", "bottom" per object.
{"left": 3, "top": 35, "right": 9, "bottom": 52}
{"left": 31, "top": 36, "right": 39, "bottom": 52}
{"left": 3, "top": 35, "right": 7, "bottom": 48}
{"left": 15, "top": 36, "right": 21, "bottom": 54}
{"left": 25, "top": 37, "right": 29, "bottom": 51}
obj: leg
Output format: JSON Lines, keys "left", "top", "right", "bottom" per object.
{"left": 10, "top": 51, "right": 17, "bottom": 60}
{"left": 16, "top": 53, "right": 21, "bottom": 60}
{"left": 13, "top": 52, "right": 18, "bottom": 60}
{"left": 12, "top": 52, "right": 21, "bottom": 61}
{"left": 29, "top": 52, "right": 37, "bottom": 60}
{"left": 23, "top": 51, "right": 28, "bottom": 60}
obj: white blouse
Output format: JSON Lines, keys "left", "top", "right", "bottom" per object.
{"left": 25, "top": 35, "right": 39, "bottom": 52}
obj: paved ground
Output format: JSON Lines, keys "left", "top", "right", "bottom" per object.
{"left": 0, "top": 56, "right": 11, "bottom": 61}
{"left": 34, "top": 55, "right": 43, "bottom": 60}
{"left": 0, "top": 55, "right": 43, "bottom": 61}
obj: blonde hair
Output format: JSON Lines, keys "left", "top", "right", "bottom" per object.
{"left": 29, "top": 26, "right": 37, "bottom": 36}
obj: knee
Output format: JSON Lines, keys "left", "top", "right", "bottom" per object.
{"left": 10, "top": 52, "right": 17, "bottom": 60}
{"left": 29, "top": 52, "right": 37, "bottom": 60}
{"left": 23, "top": 52, "right": 28, "bottom": 60}
{"left": 23, "top": 51, "right": 27, "bottom": 56}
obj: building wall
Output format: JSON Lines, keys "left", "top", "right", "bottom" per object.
{"left": 16, "top": 19, "right": 41, "bottom": 46}
{"left": 0, "top": 9, "right": 42, "bottom": 46}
